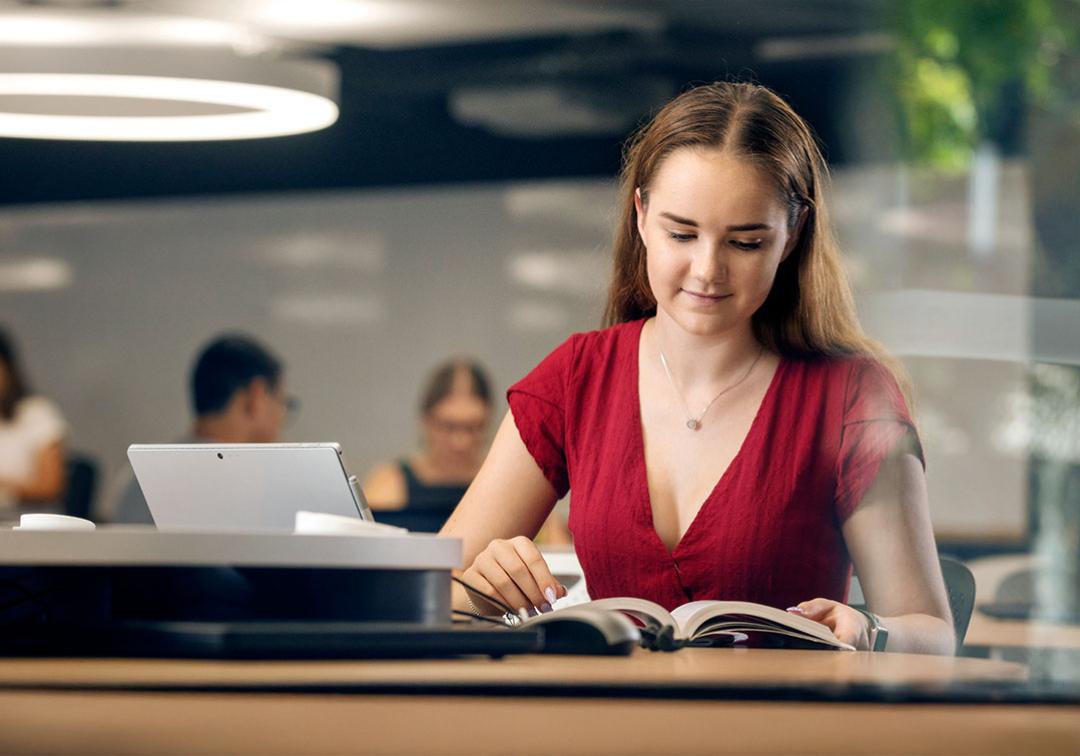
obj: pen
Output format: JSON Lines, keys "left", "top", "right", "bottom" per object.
{"left": 347, "top": 474, "right": 376, "bottom": 522}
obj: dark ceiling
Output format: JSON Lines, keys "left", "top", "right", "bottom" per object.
{"left": 0, "top": 2, "right": 898, "bottom": 206}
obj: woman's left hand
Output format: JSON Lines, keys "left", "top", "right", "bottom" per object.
{"left": 789, "top": 598, "right": 871, "bottom": 649}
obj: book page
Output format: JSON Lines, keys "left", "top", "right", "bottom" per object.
{"left": 690, "top": 620, "right": 842, "bottom": 648}
{"left": 550, "top": 579, "right": 591, "bottom": 610}
{"left": 574, "top": 597, "right": 677, "bottom": 631}
{"left": 671, "top": 600, "right": 852, "bottom": 649}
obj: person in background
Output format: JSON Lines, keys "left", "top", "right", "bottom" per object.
{"left": 110, "top": 334, "right": 293, "bottom": 525}
{"left": 364, "top": 358, "right": 571, "bottom": 541}
{"left": 0, "top": 326, "right": 66, "bottom": 519}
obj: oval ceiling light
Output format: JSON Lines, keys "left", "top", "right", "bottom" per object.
{"left": 0, "top": 48, "right": 339, "bottom": 142}
{"left": 0, "top": 74, "right": 339, "bottom": 141}
{"left": 0, "top": 13, "right": 266, "bottom": 50}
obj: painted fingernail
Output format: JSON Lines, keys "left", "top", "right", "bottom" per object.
{"left": 540, "top": 602, "right": 552, "bottom": 613}
{"left": 786, "top": 607, "right": 804, "bottom": 614}
{"left": 544, "top": 587, "right": 557, "bottom": 604}
{"left": 519, "top": 608, "right": 529, "bottom": 621}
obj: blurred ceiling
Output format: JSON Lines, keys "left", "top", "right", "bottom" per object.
{"left": 0, "top": 0, "right": 896, "bottom": 205}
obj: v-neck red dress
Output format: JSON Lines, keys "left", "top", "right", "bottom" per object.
{"left": 507, "top": 318, "right": 921, "bottom": 611}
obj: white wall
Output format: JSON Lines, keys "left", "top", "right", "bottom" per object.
{"left": 0, "top": 180, "right": 615, "bottom": 517}
{"left": 0, "top": 167, "right": 1036, "bottom": 540}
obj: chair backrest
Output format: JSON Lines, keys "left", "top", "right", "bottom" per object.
{"left": 994, "top": 568, "right": 1034, "bottom": 603}
{"left": 63, "top": 453, "right": 99, "bottom": 521}
{"left": 939, "top": 557, "right": 976, "bottom": 652}
{"left": 849, "top": 557, "right": 976, "bottom": 654}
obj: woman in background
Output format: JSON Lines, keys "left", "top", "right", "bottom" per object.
{"left": 364, "top": 357, "right": 571, "bottom": 540}
{"left": 0, "top": 326, "right": 66, "bottom": 518}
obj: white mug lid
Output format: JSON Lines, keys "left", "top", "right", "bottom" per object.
{"left": 294, "top": 510, "right": 406, "bottom": 537}
{"left": 15, "top": 513, "right": 96, "bottom": 531}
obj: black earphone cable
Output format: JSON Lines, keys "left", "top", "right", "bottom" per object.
{"left": 451, "top": 575, "right": 518, "bottom": 617}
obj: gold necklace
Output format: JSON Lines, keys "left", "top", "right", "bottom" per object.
{"left": 657, "top": 343, "right": 764, "bottom": 431}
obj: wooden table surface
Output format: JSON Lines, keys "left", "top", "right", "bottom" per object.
{"left": 2, "top": 648, "right": 1072, "bottom": 755}
{"left": 963, "top": 554, "right": 1080, "bottom": 651}
{"left": 3, "top": 690, "right": 1079, "bottom": 756}
{"left": 966, "top": 610, "right": 1080, "bottom": 650}
{"left": 0, "top": 647, "right": 1028, "bottom": 691}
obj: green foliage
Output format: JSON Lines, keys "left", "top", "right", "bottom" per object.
{"left": 894, "top": 0, "right": 1074, "bottom": 171}
{"left": 898, "top": 55, "right": 977, "bottom": 171}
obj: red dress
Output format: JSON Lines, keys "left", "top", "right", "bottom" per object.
{"left": 507, "top": 318, "right": 921, "bottom": 611}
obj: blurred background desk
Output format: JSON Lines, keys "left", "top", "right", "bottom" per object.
{"left": 966, "top": 613, "right": 1080, "bottom": 652}
{"left": 2, "top": 649, "right": 1076, "bottom": 755}
{"left": 964, "top": 554, "right": 1080, "bottom": 658}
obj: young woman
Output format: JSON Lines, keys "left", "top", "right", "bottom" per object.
{"left": 364, "top": 359, "right": 496, "bottom": 533}
{"left": 0, "top": 326, "right": 66, "bottom": 517}
{"left": 364, "top": 359, "right": 572, "bottom": 540}
{"left": 441, "top": 82, "right": 954, "bottom": 654}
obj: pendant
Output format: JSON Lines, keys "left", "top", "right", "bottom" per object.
{"left": 686, "top": 419, "right": 701, "bottom": 430}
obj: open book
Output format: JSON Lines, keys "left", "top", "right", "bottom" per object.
{"left": 557, "top": 597, "right": 855, "bottom": 650}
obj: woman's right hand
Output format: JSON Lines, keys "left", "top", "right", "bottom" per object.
{"left": 461, "top": 535, "right": 567, "bottom": 616}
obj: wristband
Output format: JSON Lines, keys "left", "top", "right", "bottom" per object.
{"left": 464, "top": 594, "right": 484, "bottom": 616}
{"left": 855, "top": 608, "right": 889, "bottom": 651}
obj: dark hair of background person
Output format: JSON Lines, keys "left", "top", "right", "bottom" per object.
{"left": 190, "top": 334, "right": 283, "bottom": 416}
{"left": 0, "top": 326, "right": 30, "bottom": 421}
{"left": 604, "top": 79, "right": 911, "bottom": 402}
{"left": 419, "top": 359, "right": 493, "bottom": 415}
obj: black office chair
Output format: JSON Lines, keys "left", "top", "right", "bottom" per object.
{"left": 62, "top": 453, "right": 99, "bottom": 521}
{"left": 849, "top": 557, "right": 976, "bottom": 654}
{"left": 995, "top": 568, "right": 1035, "bottom": 604}
{"left": 939, "top": 557, "right": 976, "bottom": 652}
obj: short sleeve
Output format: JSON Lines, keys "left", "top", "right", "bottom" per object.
{"left": 16, "top": 396, "right": 66, "bottom": 450}
{"left": 835, "top": 359, "right": 923, "bottom": 522}
{"left": 506, "top": 335, "right": 579, "bottom": 498}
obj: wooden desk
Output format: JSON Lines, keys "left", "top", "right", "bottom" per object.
{"left": 967, "top": 611, "right": 1080, "bottom": 650}
{"left": 966, "top": 554, "right": 1034, "bottom": 606}
{"left": 0, "top": 647, "right": 1028, "bottom": 690}
{"left": 2, "top": 649, "right": 1075, "bottom": 755}
{"left": 963, "top": 554, "right": 1080, "bottom": 652}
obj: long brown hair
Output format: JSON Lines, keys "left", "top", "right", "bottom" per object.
{"left": 603, "top": 81, "right": 910, "bottom": 398}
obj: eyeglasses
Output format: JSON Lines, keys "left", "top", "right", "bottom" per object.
{"left": 280, "top": 394, "right": 301, "bottom": 428}
{"left": 427, "top": 417, "right": 487, "bottom": 436}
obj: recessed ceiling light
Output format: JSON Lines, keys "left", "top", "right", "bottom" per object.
{"left": 506, "top": 250, "right": 606, "bottom": 296}
{"left": 507, "top": 301, "right": 570, "bottom": 332}
{"left": 450, "top": 79, "right": 671, "bottom": 138}
{"left": 272, "top": 294, "right": 385, "bottom": 327}
{"left": 0, "top": 257, "right": 73, "bottom": 292}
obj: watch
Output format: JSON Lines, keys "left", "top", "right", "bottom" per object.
{"left": 856, "top": 608, "right": 889, "bottom": 652}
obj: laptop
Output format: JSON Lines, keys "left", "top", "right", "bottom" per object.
{"left": 128, "top": 443, "right": 366, "bottom": 531}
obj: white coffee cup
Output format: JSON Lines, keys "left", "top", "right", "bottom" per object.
{"left": 14, "top": 513, "right": 96, "bottom": 531}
